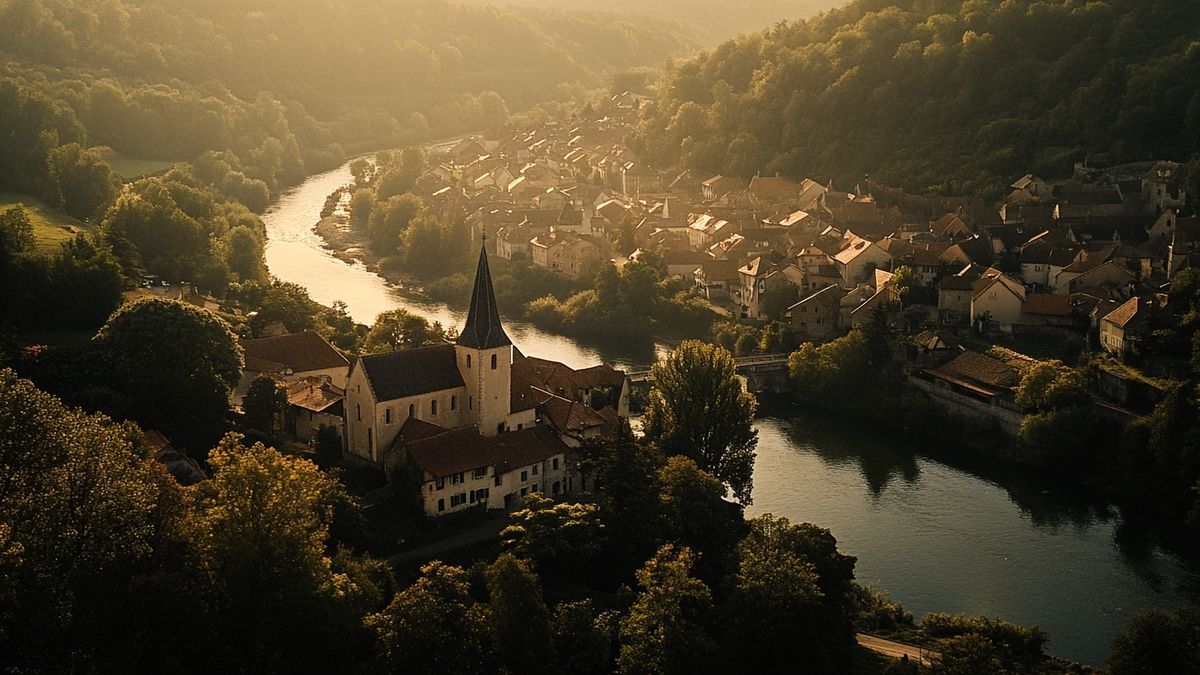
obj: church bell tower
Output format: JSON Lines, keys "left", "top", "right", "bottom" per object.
{"left": 456, "top": 240, "right": 513, "bottom": 436}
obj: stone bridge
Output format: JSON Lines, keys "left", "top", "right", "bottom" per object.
{"left": 627, "top": 353, "right": 792, "bottom": 394}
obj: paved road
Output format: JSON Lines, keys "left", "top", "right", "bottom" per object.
{"left": 856, "top": 633, "right": 939, "bottom": 666}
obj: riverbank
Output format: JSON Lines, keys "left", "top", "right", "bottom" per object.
{"left": 762, "top": 372, "right": 1200, "bottom": 562}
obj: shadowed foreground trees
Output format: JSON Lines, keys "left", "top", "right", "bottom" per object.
{"left": 617, "top": 545, "right": 714, "bottom": 675}
{"left": 93, "top": 297, "right": 243, "bottom": 451}
{"left": 2, "top": 367, "right": 1076, "bottom": 673}
{"left": 0, "top": 371, "right": 388, "bottom": 672}
{"left": 1107, "top": 606, "right": 1200, "bottom": 675}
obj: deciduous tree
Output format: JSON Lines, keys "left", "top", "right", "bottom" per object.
{"left": 242, "top": 375, "right": 286, "bottom": 433}
{"left": 93, "top": 297, "right": 243, "bottom": 450}
{"left": 486, "top": 553, "right": 555, "bottom": 673}
{"left": 643, "top": 341, "right": 757, "bottom": 503}
{"left": 368, "top": 561, "right": 491, "bottom": 674}
{"left": 364, "top": 308, "right": 453, "bottom": 353}
{"left": 617, "top": 545, "right": 714, "bottom": 675}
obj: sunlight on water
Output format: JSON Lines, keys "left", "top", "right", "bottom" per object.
{"left": 262, "top": 162, "right": 667, "bottom": 370}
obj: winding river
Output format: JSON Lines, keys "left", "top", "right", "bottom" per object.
{"left": 264, "top": 160, "right": 1197, "bottom": 666}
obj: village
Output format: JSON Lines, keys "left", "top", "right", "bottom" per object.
{"left": 199, "top": 90, "right": 1198, "bottom": 521}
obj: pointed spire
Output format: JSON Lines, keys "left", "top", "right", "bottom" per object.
{"left": 457, "top": 240, "right": 512, "bottom": 350}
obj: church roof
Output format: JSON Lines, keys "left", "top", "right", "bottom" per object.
{"left": 358, "top": 344, "right": 464, "bottom": 401}
{"left": 457, "top": 244, "right": 512, "bottom": 350}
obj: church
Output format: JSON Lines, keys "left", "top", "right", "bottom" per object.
{"left": 345, "top": 242, "right": 628, "bottom": 516}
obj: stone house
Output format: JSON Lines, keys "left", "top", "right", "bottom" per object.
{"left": 970, "top": 272, "right": 1026, "bottom": 333}
{"left": 1099, "top": 297, "right": 1152, "bottom": 356}
{"left": 789, "top": 285, "right": 846, "bottom": 341}
{"left": 529, "top": 231, "right": 601, "bottom": 279}
{"left": 833, "top": 234, "right": 892, "bottom": 284}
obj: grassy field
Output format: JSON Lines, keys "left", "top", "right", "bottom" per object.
{"left": 103, "top": 151, "right": 178, "bottom": 179}
{"left": 0, "top": 192, "right": 89, "bottom": 254}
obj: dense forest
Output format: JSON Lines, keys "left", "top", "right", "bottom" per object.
{"left": 0, "top": 0, "right": 690, "bottom": 158}
{"left": 458, "top": 0, "right": 841, "bottom": 42}
{"left": 633, "top": 0, "right": 1200, "bottom": 197}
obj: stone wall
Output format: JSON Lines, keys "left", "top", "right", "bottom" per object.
{"left": 907, "top": 376, "right": 1025, "bottom": 436}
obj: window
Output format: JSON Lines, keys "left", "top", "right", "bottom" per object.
{"left": 491, "top": 354, "right": 497, "bottom": 369}
{"left": 473, "top": 467, "right": 487, "bottom": 480}
{"left": 476, "top": 488, "right": 489, "bottom": 502}
{"left": 367, "top": 428, "right": 372, "bottom": 452}
{"left": 451, "top": 395, "right": 457, "bottom": 411}
{"left": 521, "top": 470, "right": 528, "bottom": 482}
{"left": 520, "top": 487, "right": 528, "bottom": 497}
{"left": 494, "top": 475, "right": 502, "bottom": 487}
{"left": 356, "top": 404, "right": 361, "bottom": 422}
{"left": 435, "top": 478, "right": 445, "bottom": 490}
{"left": 469, "top": 396, "right": 473, "bottom": 410}
{"left": 552, "top": 458, "right": 559, "bottom": 470}
{"left": 450, "top": 493, "right": 467, "bottom": 507}
{"left": 451, "top": 472, "right": 464, "bottom": 485}
{"left": 553, "top": 481, "right": 560, "bottom": 495}
{"left": 531, "top": 465, "right": 538, "bottom": 476}
{"left": 437, "top": 499, "right": 445, "bottom": 512}
{"left": 466, "top": 354, "right": 471, "bottom": 368}
{"left": 531, "top": 483, "right": 538, "bottom": 493}
{"left": 431, "top": 400, "right": 438, "bottom": 416}
{"left": 385, "top": 408, "right": 391, "bottom": 424}
{"left": 408, "top": 403, "right": 414, "bottom": 418}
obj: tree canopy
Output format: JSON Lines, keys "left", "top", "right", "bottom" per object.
{"left": 643, "top": 341, "right": 758, "bottom": 504}
{"left": 93, "top": 297, "right": 243, "bottom": 450}
{"left": 634, "top": 0, "right": 1200, "bottom": 198}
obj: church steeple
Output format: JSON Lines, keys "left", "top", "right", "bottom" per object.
{"left": 457, "top": 240, "right": 511, "bottom": 350}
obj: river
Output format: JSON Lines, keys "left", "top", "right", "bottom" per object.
{"left": 264, "top": 160, "right": 1197, "bottom": 667}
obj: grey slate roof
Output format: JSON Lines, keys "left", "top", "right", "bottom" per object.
{"left": 457, "top": 244, "right": 512, "bottom": 350}
{"left": 359, "top": 344, "right": 464, "bottom": 401}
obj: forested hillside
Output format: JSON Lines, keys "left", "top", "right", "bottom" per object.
{"left": 458, "top": 0, "right": 842, "bottom": 41}
{"left": 0, "top": 0, "right": 692, "bottom": 327}
{"left": 0, "top": 0, "right": 690, "bottom": 161}
{"left": 633, "top": 0, "right": 1200, "bottom": 197}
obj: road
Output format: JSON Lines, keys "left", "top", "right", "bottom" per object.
{"left": 856, "top": 633, "right": 939, "bottom": 666}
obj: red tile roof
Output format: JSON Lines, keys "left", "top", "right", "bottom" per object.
{"left": 241, "top": 331, "right": 349, "bottom": 374}
{"left": 1021, "top": 293, "right": 1073, "bottom": 317}
{"left": 406, "top": 426, "right": 570, "bottom": 480}
{"left": 535, "top": 389, "right": 610, "bottom": 433}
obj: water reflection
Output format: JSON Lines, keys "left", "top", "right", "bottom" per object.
{"left": 780, "top": 411, "right": 922, "bottom": 497}
{"left": 751, "top": 399, "right": 1197, "bottom": 665}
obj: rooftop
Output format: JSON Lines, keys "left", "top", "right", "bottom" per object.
{"left": 241, "top": 331, "right": 349, "bottom": 374}
{"left": 358, "top": 344, "right": 464, "bottom": 402}
{"left": 406, "top": 425, "right": 570, "bottom": 479}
